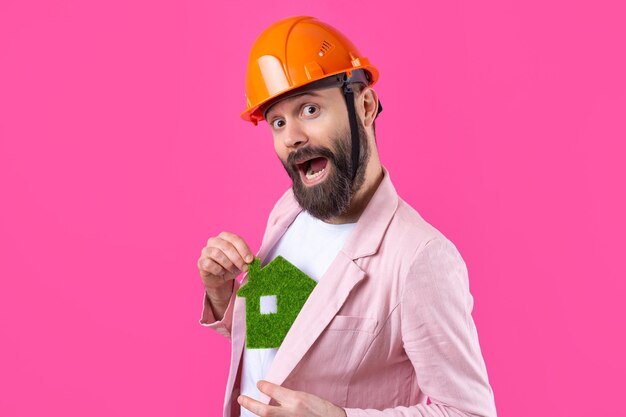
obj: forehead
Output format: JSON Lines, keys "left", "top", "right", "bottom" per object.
{"left": 264, "top": 87, "right": 342, "bottom": 117}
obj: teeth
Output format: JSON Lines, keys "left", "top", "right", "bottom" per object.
{"left": 305, "top": 167, "right": 325, "bottom": 180}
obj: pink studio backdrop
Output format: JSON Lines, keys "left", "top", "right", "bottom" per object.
{"left": 1, "top": 1, "right": 624, "bottom": 416}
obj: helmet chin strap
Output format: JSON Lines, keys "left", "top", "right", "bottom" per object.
{"left": 341, "top": 70, "right": 383, "bottom": 182}
{"left": 342, "top": 81, "right": 361, "bottom": 182}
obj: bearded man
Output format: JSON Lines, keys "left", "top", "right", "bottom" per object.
{"left": 197, "top": 16, "right": 497, "bottom": 417}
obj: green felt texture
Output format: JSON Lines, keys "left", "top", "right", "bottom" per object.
{"left": 237, "top": 256, "right": 317, "bottom": 349}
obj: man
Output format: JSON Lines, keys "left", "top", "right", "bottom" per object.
{"left": 198, "top": 16, "right": 497, "bottom": 417}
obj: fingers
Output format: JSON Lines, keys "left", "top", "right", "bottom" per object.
{"left": 209, "top": 240, "right": 243, "bottom": 272}
{"left": 218, "top": 231, "right": 254, "bottom": 265}
{"left": 207, "top": 236, "right": 248, "bottom": 273}
{"left": 244, "top": 381, "right": 341, "bottom": 417}
{"left": 257, "top": 380, "right": 292, "bottom": 405}
{"left": 197, "top": 232, "right": 254, "bottom": 284}
{"left": 238, "top": 394, "right": 280, "bottom": 417}
{"left": 203, "top": 247, "right": 239, "bottom": 276}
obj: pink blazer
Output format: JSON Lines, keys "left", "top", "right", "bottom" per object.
{"left": 200, "top": 169, "right": 497, "bottom": 417}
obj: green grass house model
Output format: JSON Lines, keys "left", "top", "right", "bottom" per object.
{"left": 236, "top": 256, "right": 317, "bottom": 349}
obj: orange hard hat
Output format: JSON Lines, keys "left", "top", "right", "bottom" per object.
{"left": 241, "top": 16, "right": 380, "bottom": 125}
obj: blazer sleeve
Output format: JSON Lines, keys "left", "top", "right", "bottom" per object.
{"left": 198, "top": 278, "right": 241, "bottom": 339}
{"left": 344, "top": 237, "right": 497, "bottom": 417}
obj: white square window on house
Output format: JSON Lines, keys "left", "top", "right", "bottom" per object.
{"left": 260, "top": 295, "right": 277, "bottom": 314}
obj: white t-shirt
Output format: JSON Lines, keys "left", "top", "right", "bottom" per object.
{"left": 240, "top": 210, "right": 356, "bottom": 417}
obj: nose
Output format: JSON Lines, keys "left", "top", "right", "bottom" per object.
{"left": 282, "top": 120, "right": 308, "bottom": 149}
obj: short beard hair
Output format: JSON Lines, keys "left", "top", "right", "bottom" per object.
{"left": 280, "top": 118, "right": 370, "bottom": 221}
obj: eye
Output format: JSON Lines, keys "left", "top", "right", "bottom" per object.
{"left": 301, "top": 104, "right": 319, "bottom": 117}
{"left": 271, "top": 118, "right": 286, "bottom": 130}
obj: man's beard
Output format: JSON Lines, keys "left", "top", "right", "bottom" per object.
{"left": 280, "top": 120, "right": 370, "bottom": 221}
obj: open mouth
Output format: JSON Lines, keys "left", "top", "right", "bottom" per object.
{"left": 295, "top": 156, "right": 329, "bottom": 185}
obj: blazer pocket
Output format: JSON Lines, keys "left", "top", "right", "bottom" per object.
{"left": 325, "top": 315, "right": 378, "bottom": 334}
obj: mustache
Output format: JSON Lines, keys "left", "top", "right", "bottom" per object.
{"left": 286, "top": 145, "right": 336, "bottom": 166}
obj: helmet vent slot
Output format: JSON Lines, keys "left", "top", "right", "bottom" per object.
{"left": 318, "top": 40, "right": 334, "bottom": 57}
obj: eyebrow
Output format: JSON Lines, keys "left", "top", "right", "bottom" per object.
{"left": 266, "top": 91, "right": 324, "bottom": 119}
{"left": 294, "top": 91, "right": 323, "bottom": 99}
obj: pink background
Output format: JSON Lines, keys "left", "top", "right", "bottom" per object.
{"left": 1, "top": 1, "right": 624, "bottom": 416}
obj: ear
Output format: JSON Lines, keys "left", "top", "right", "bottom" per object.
{"left": 359, "top": 87, "right": 379, "bottom": 128}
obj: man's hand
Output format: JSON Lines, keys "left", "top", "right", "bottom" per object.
{"left": 198, "top": 232, "right": 253, "bottom": 320}
{"left": 197, "top": 231, "right": 254, "bottom": 292}
{"left": 238, "top": 380, "right": 347, "bottom": 417}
